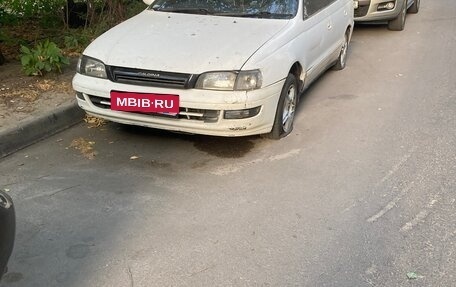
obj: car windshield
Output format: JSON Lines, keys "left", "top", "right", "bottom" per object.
{"left": 149, "top": 0, "right": 299, "bottom": 19}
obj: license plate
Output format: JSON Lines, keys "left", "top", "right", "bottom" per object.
{"left": 353, "top": 0, "right": 359, "bottom": 9}
{"left": 110, "top": 91, "right": 179, "bottom": 114}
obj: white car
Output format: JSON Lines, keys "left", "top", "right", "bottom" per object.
{"left": 73, "top": 0, "right": 354, "bottom": 139}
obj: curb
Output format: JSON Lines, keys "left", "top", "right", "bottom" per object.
{"left": 0, "top": 101, "right": 85, "bottom": 158}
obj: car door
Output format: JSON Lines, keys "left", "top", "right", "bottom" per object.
{"left": 325, "top": 0, "right": 352, "bottom": 61}
{"left": 300, "top": 0, "right": 333, "bottom": 87}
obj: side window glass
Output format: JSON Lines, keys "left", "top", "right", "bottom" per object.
{"left": 303, "top": 0, "right": 310, "bottom": 18}
{"left": 303, "top": 0, "right": 332, "bottom": 19}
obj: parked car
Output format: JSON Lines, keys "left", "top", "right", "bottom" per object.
{"left": 73, "top": 0, "right": 354, "bottom": 139}
{"left": 0, "top": 191, "right": 15, "bottom": 280}
{"left": 354, "top": 0, "right": 420, "bottom": 31}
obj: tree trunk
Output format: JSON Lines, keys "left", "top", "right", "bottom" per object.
{"left": 0, "top": 49, "right": 5, "bottom": 65}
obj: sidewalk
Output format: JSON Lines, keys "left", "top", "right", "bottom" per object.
{"left": 0, "top": 61, "right": 85, "bottom": 158}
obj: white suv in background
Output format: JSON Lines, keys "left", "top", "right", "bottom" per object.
{"left": 354, "top": 0, "right": 420, "bottom": 31}
{"left": 73, "top": 0, "right": 354, "bottom": 139}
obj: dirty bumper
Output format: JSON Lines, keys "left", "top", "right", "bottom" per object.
{"left": 73, "top": 74, "right": 284, "bottom": 137}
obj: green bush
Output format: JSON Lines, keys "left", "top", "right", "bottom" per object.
{"left": 0, "top": 0, "right": 66, "bottom": 18}
{"left": 0, "top": 7, "right": 19, "bottom": 25}
{"left": 64, "top": 33, "right": 90, "bottom": 52}
{"left": 20, "top": 40, "right": 70, "bottom": 76}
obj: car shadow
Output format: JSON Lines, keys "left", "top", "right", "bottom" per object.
{"left": 115, "top": 123, "right": 261, "bottom": 159}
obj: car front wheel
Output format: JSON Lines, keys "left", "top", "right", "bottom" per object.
{"left": 409, "top": 0, "right": 420, "bottom": 14}
{"left": 267, "top": 74, "right": 298, "bottom": 139}
{"left": 388, "top": 0, "right": 407, "bottom": 31}
{"left": 332, "top": 31, "right": 350, "bottom": 70}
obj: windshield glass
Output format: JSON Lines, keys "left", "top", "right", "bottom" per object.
{"left": 149, "top": 0, "right": 299, "bottom": 19}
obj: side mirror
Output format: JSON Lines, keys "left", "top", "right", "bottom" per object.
{"left": 143, "top": 0, "right": 154, "bottom": 5}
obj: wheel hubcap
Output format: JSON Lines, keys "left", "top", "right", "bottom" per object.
{"left": 402, "top": 2, "right": 406, "bottom": 23}
{"left": 340, "top": 36, "right": 348, "bottom": 66}
{"left": 282, "top": 84, "right": 297, "bottom": 132}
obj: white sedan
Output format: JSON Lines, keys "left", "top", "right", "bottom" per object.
{"left": 73, "top": 0, "right": 354, "bottom": 138}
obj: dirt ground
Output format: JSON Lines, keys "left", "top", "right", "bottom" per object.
{"left": 0, "top": 58, "right": 78, "bottom": 130}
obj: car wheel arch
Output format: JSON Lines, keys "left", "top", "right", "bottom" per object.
{"left": 289, "top": 61, "right": 305, "bottom": 94}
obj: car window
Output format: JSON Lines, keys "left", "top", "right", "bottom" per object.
{"left": 303, "top": 0, "right": 335, "bottom": 19}
{"left": 150, "top": 0, "right": 299, "bottom": 19}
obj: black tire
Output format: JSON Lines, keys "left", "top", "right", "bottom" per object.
{"left": 266, "top": 74, "right": 298, "bottom": 139}
{"left": 332, "top": 31, "right": 349, "bottom": 71}
{"left": 0, "top": 191, "right": 15, "bottom": 280}
{"left": 388, "top": 0, "right": 407, "bottom": 31}
{"left": 409, "top": 0, "right": 420, "bottom": 14}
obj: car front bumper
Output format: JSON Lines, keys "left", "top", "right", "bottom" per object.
{"left": 354, "top": 0, "right": 404, "bottom": 22}
{"left": 72, "top": 73, "right": 284, "bottom": 137}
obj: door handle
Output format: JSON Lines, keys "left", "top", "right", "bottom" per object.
{"left": 327, "top": 22, "right": 332, "bottom": 30}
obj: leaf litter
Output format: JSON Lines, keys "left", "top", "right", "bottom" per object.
{"left": 69, "top": 137, "right": 97, "bottom": 159}
{"left": 84, "top": 115, "right": 107, "bottom": 128}
{"left": 406, "top": 272, "right": 424, "bottom": 280}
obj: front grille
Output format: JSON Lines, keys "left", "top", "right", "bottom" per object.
{"left": 354, "top": 5, "right": 370, "bottom": 17}
{"left": 87, "top": 95, "right": 220, "bottom": 123}
{"left": 108, "top": 66, "right": 196, "bottom": 89}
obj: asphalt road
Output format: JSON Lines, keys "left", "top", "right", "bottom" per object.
{"left": 1, "top": 1, "right": 455, "bottom": 286}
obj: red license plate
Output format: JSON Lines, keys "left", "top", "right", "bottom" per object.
{"left": 110, "top": 91, "right": 179, "bottom": 114}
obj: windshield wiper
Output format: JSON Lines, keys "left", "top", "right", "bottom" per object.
{"left": 153, "top": 7, "right": 214, "bottom": 15}
{"left": 217, "top": 11, "right": 293, "bottom": 19}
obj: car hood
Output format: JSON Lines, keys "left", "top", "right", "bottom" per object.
{"left": 84, "top": 10, "right": 290, "bottom": 74}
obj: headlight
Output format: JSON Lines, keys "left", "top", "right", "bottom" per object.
{"left": 195, "top": 70, "right": 262, "bottom": 91}
{"left": 195, "top": 71, "right": 237, "bottom": 90}
{"left": 77, "top": 56, "right": 107, "bottom": 79}
{"left": 234, "top": 70, "right": 262, "bottom": 91}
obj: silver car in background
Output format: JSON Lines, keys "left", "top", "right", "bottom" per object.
{"left": 354, "top": 0, "right": 420, "bottom": 30}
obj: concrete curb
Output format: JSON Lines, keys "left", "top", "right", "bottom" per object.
{"left": 0, "top": 101, "right": 84, "bottom": 158}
